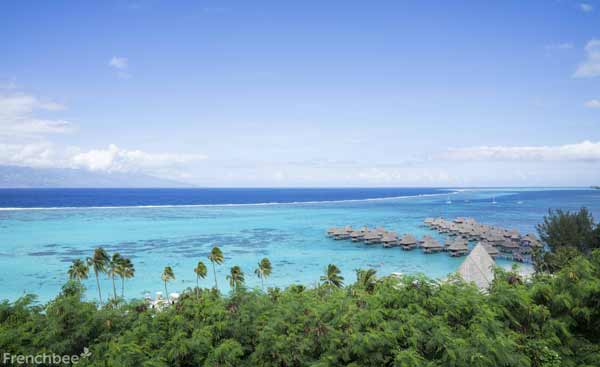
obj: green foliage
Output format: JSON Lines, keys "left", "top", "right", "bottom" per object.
{"left": 194, "top": 260, "right": 208, "bottom": 291}
{"left": 534, "top": 208, "right": 600, "bottom": 273}
{"left": 354, "top": 268, "right": 377, "bottom": 293}
{"left": 68, "top": 259, "right": 89, "bottom": 282}
{"left": 87, "top": 247, "right": 110, "bottom": 305}
{"left": 254, "top": 257, "right": 272, "bottom": 290}
{"left": 2, "top": 252, "right": 600, "bottom": 366}
{"left": 208, "top": 246, "right": 225, "bottom": 291}
{"left": 537, "top": 208, "right": 600, "bottom": 254}
{"left": 227, "top": 265, "right": 245, "bottom": 291}
{"left": 161, "top": 266, "right": 175, "bottom": 295}
{"left": 320, "top": 264, "right": 344, "bottom": 288}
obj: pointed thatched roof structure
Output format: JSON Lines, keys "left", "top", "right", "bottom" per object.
{"left": 457, "top": 243, "right": 496, "bottom": 289}
{"left": 448, "top": 241, "right": 468, "bottom": 252}
{"left": 381, "top": 233, "right": 398, "bottom": 244}
{"left": 362, "top": 231, "right": 381, "bottom": 240}
{"left": 400, "top": 234, "right": 417, "bottom": 245}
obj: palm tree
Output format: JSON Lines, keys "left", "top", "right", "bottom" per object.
{"left": 208, "top": 246, "right": 224, "bottom": 290}
{"left": 254, "top": 257, "right": 272, "bottom": 290}
{"left": 320, "top": 264, "right": 344, "bottom": 288}
{"left": 108, "top": 253, "right": 123, "bottom": 301}
{"left": 162, "top": 266, "right": 175, "bottom": 295}
{"left": 87, "top": 247, "right": 109, "bottom": 305}
{"left": 116, "top": 257, "right": 135, "bottom": 298}
{"left": 226, "top": 265, "right": 245, "bottom": 291}
{"left": 68, "top": 259, "right": 89, "bottom": 282}
{"left": 355, "top": 268, "right": 377, "bottom": 293}
{"left": 194, "top": 261, "right": 208, "bottom": 289}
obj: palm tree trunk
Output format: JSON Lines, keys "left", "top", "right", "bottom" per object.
{"left": 261, "top": 277, "right": 264, "bottom": 290}
{"left": 164, "top": 281, "right": 168, "bottom": 296}
{"left": 95, "top": 270, "right": 103, "bottom": 305}
{"left": 112, "top": 274, "right": 117, "bottom": 301}
{"left": 212, "top": 262, "right": 218, "bottom": 290}
{"left": 121, "top": 277, "right": 125, "bottom": 298}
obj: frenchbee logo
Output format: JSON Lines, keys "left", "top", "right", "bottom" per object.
{"left": 80, "top": 347, "right": 92, "bottom": 359}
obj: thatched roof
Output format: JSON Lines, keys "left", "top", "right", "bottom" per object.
{"left": 422, "top": 239, "right": 442, "bottom": 249}
{"left": 500, "top": 240, "right": 519, "bottom": 249}
{"left": 381, "top": 233, "right": 398, "bottom": 242}
{"left": 448, "top": 241, "right": 468, "bottom": 251}
{"left": 420, "top": 235, "right": 434, "bottom": 243}
{"left": 362, "top": 232, "right": 381, "bottom": 240}
{"left": 400, "top": 234, "right": 417, "bottom": 245}
{"left": 457, "top": 243, "right": 496, "bottom": 289}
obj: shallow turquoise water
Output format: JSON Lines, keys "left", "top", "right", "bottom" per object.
{"left": 1, "top": 188, "right": 599, "bottom": 302}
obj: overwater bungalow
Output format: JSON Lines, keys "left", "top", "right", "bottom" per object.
{"left": 521, "top": 233, "right": 542, "bottom": 249}
{"left": 419, "top": 235, "right": 434, "bottom": 246}
{"left": 331, "top": 229, "right": 343, "bottom": 240}
{"left": 382, "top": 232, "right": 399, "bottom": 248}
{"left": 489, "top": 234, "right": 506, "bottom": 246}
{"left": 498, "top": 239, "right": 519, "bottom": 253}
{"left": 330, "top": 226, "right": 353, "bottom": 240}
{"left": 422, "top": 239, "right": 443, "bottom": 254}
{"left": 448, "top": 241, "right": 469, "bottom": 257}
{"left": 362, "top": 231, "right": 383, "bottom": 244}
{"left": 400, "top": 234, "right": 418, "bottom": 250}
{"left": 350, "top": 230, "right": 365, "bottom": 242}
{"left": 443, "top": 237, "right": 454, "bottom": 250}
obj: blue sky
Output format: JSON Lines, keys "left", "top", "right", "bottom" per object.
{"left": 1, "top": 0, "right": 599, "bottom": 186}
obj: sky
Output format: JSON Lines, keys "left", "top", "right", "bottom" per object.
{"left": 0, "top": 0, "right": 599, "bottom": 187}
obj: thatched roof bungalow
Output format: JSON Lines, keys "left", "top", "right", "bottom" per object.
{"left": 448, "top": 241, "right": 469, "bottom": 257}
{"left": 422, "top": 239, "right": 443, "bottom": 253}
{"left": 400, "top": 234, "right": 418, "bottom": 250}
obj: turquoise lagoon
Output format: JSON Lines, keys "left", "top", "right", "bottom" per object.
{"left": 1, "top": 188, "right": 600, "bottom": 302}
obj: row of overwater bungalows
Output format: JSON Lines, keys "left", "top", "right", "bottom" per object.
{"left": 327, "top": 226, "right": 466, "bottom": 255}
{"left": 423, "top": 217, "right": 543, "bottom": 261}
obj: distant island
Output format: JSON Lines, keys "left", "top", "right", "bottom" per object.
{"left": 0, "top": 165, "right": 192, "bottom": 188}
{"left": 592, "top": 186, "right": 600, "bottom": 190}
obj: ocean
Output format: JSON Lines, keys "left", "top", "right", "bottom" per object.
{"left": 1, "top": 187, "right": 599, "bottom": 303}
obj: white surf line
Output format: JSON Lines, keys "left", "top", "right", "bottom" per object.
{"left": 0, "top": 190, "right": 458, "bottom": 212}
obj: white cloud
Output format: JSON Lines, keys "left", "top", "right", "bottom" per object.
{"left": 584, "top": 99, "right": 600, "bottom": 108}
{"left": 0, "top": 142, "right": 207, "bottom": 177}
{"left": 579, "top": 3, "right": 594, "bottom": 12}
{"left": 444, "top": 141, "right": 600, "bottom": 162}
{"left": 0, "top": 141, "right": 59, "bottom": 168}
{"left": 108, "top": 56, "right": 128, "bottom": 70}
{"left": 70, "top": 144, "right": 207, "bottom": 173}
{"left": 0, "top": 93, "right": 73, "bottom": 135}
{"left": 108, "top": 57, "right": 131, "bottom": 78}
{"left": 574, "top": 39, "right": 600, "bottom": 78}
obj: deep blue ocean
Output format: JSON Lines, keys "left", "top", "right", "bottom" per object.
{"left": 1, "top": 187, "right": 599, "bottom": 303}
{"left": 0, "top": 188, "right": 443, "bottom": 208}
